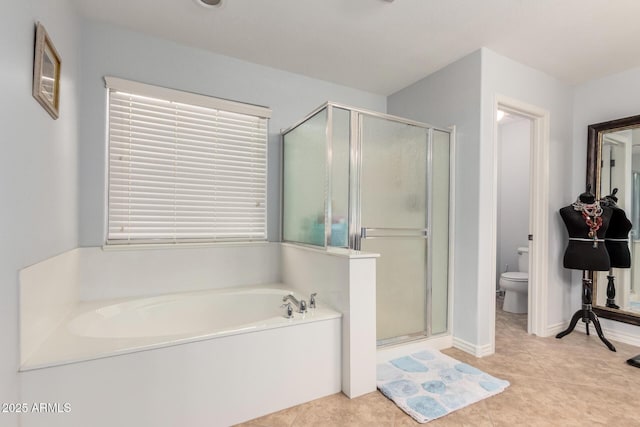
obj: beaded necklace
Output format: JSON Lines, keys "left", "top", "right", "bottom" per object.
{"left": 572, "top": 199, "right": 603, "bottom": 247}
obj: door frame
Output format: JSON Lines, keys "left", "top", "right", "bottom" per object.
{"left": 493, "top": 95, "right": 550, "bottom": 338}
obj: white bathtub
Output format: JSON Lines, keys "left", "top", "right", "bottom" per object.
{"left": 68, "top": 287, "right": 323, "bottom": 339}
{"left": 20, "top": 285, "right": 343, "bottom": 426}
{"left": 22, "top": 285, "right": 341, "bottom": 370}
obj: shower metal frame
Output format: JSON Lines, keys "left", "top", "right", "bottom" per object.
{"left": 281, "top": 102, "right": 453, "bottom": 345}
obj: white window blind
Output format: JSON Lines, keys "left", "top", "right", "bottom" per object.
{"left": 105, "top": 77, "right": 270, "bottom": 245}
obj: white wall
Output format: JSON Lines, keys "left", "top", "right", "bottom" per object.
{"left": 388, "top": 49, "right": 483, "bottom": 346}
{"left": 573, "top": 65, "right": 640, "bottom": 339}
{"left": 497, "top": 118, "right": 531, "bottom": 283}
{"left": 481, "top": 48, "right": 574, "bottom": 344}
{"left": 77, "top": 20, "right": 387, "bottom": 247}
{"left": 0, "top": 1, "right": 80, "bottom": 423}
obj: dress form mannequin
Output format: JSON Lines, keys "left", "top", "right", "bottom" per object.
{"left": 600, "top": 189, "right": 632, "bottom": 309}
{"left": 556, "top": 187, "right": 616, "bottom": 352}
{"left": 559, "top": 191, "right": 612, "bottom": 271}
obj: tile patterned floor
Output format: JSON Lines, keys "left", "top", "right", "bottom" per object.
{"left": 238, "top": 302, "right": 640, "bottom": 426}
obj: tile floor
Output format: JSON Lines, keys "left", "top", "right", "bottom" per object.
{"left": 238, "top": 301, "right": 640, "bottom": 426}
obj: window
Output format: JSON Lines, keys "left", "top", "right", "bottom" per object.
{"left": 105, "top": 77, "right": 270, "bottom": 245}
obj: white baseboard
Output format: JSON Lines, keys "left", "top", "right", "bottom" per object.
{"left": 452, "top": 321, "right": 637, "bottom": 357}
{"left": 452, "top": 336, "right": 494, "bottom": 358}
{"left": 548, "top": 319, "right": 640, "bottom": 348}
{"left": 544, "top": 322, "right": 568, "bottom": 337}
{"left": 574, "top": 322, "right": 640, "bottom": 347}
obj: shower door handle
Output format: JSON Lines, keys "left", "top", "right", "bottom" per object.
{"left": 356, "top": 227, "right": 428, "bottom": 250}
{"left": 359, "top": 227, "right": 429, "bottom": 239}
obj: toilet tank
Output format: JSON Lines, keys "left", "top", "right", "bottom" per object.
{"left": 517, "top": 246, "right": 529, "bottom": 272}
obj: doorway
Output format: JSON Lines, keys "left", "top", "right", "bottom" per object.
{"left": 496, "top": 111, "right": 532, "bottom": 330}
{"left": 493, "top": 96, "right": 550, "bottom": 342}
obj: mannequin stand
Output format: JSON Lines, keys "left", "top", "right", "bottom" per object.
{"left": 606, "top": 272, "right": 620, "bottom": 309}
{"left": 556, "top": 272, "right": 616, "bottom": 352}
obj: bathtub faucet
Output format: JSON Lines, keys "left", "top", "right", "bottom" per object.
{"left": 280, "top": 302, "right": 294, "bottom": 319}
{"left": 282, "top": 294, "right": 307, "bottom": 313}
{"left": 309, "top": 293, "right": 317, "bottom": 309}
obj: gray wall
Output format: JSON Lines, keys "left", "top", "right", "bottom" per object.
{"left": 0, "top": 0, "right": 80, "bottom": 420}
{"left": 77, "top": 20, "right": 387, "bottom": 246}
{"left": 388, "top": 50, "right": 483, "bottom": 345}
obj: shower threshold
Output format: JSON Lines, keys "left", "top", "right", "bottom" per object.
{"left": 376, "top": 332, "right": 453, "bottom": 362}
{"left": 376, "top": 332, "right": 429, "bottom": 348}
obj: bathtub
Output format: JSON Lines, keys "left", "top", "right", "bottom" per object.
{"left": 68, "top": 287, "right": 331, "bottom": 340}
{"left": 22, "top": 285, "right": 341, "bottom": 370}
{"left": 20, "top": 285, "right": 342, "bottom": 426}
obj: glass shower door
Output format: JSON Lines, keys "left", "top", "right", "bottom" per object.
{"left": 357, "top": 114, "right": 429, "bottom": 344}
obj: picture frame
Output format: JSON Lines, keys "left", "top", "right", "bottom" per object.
{"left": 32, "top": 22, "right": 61, "bottom": 120}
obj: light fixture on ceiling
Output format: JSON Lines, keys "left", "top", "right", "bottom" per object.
{"left": 194, "top": 0, "right": 222, "bottom": 8}
{"left": 497, "top": 110, "right": 505, "bottom": 122}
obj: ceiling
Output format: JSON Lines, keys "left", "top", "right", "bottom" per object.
{"left": 71, "top": 0, "right": 640, "bottom": 95}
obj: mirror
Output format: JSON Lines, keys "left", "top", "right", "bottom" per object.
{"left": 587, "top": 114, "right": 640, "bottom": 326}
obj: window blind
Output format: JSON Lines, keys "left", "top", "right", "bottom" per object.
{"left": 105, "top": 78, "right": 270, "bottom": 245}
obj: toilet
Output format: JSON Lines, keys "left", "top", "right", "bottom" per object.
{"left": 499, "top": 246, "right": 529, "bottom": 313}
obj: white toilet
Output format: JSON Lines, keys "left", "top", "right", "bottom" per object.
{"left": 499, "top": 246, "right": 529, "bottom": 313}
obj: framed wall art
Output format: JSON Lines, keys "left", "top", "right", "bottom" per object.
{"left": 32, "top": 22, "right": 61, "bottom": 119}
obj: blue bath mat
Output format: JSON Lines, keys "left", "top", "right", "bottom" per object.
{"left": 377, "top": 349, "right": 509, "bottom": 423}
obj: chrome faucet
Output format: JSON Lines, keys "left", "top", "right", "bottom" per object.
{"left": 309, "top": 293, "right": 317, "bottom": 309}
{"left": 281, "top": 302, "right": 294, "bottom": 318}
{"left": 282, "top": 294, "right": 307, "bottom": 313}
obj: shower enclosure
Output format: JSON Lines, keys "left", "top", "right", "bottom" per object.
{"left": 282, "top": 103, "right": 452, "bottom": 345}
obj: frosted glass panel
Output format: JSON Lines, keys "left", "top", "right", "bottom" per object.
{"left": 363, "top": 238, "right": 427, "bottom": 341}
{"left": 431, "top": 129, "right": 451, "bottom": 335}
{"left": 330, "top": 107, "right": 350, "bottom": 247}
{"left": 360, "top": 116, "right": 427, "bottom": 229}
{"left": 360, "top": 115, "right": 428, "bottom": 342}
{"left": 282, "top": 109, "right": 327, "bottom": 246}
{"left": 281, "top": 104, "right": 451, "bottom": 344}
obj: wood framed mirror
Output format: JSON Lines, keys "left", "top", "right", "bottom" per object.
{"left": 587, "top": 114, "right": 640, "bottom": 326}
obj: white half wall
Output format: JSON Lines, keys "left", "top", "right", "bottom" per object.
{"left": 280, "top": 244, "right": 378, "bottom": 398}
